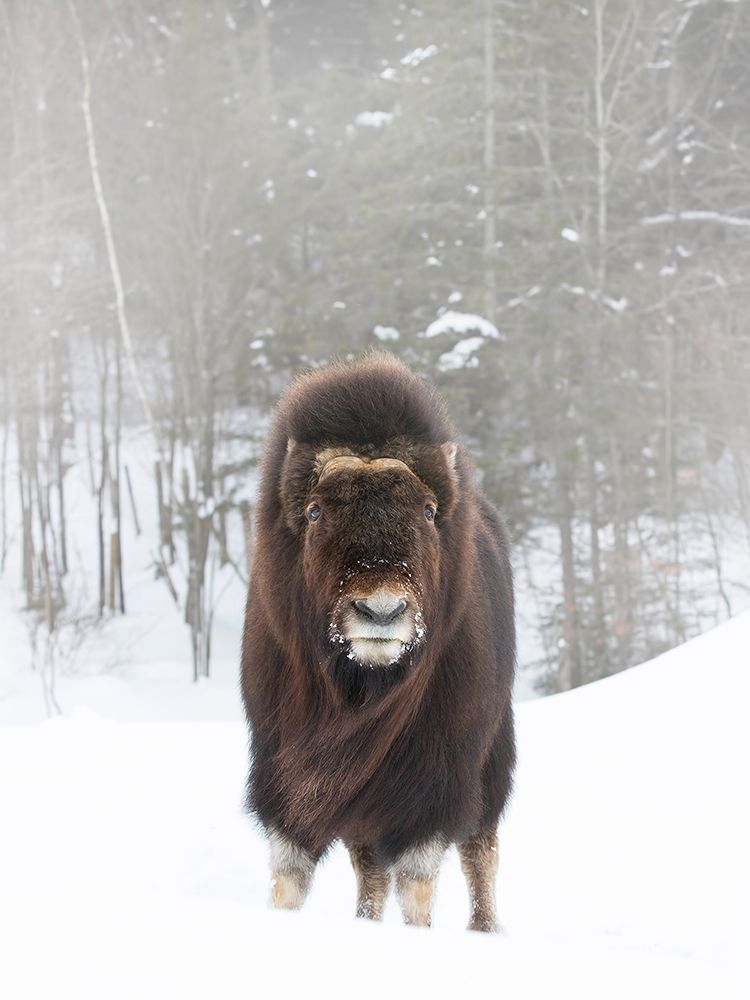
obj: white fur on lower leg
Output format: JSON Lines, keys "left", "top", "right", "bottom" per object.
{"left": 271, "top": 872, "right": 308, "bottom": 909}
{"left": 267, "top": 828, "right": 316, "bottom": 911}
{"left": 396, "top": 875, "right": 436, "bottom": 926}
{"left": 392, "top": 836, "right": 446, "bottom": 927}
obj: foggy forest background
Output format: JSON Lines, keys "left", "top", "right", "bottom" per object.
{"left": 1, "top": 0, "right": 749, "bottom": 698}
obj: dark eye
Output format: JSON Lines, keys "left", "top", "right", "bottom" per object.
{"left": 424, "top": 504, "right": 436, "bottom": 521}
{"left": 307, "top": 504, "right": 321, "bottom": 522}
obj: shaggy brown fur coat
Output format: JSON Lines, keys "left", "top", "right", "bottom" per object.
{"left": 241, "top": 353, "right": 515, "bottom": 863}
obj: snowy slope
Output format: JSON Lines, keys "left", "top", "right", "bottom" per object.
{"left": 1, "top": 613, "right": 748, "bottom": 998}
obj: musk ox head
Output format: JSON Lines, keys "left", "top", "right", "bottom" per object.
{"left": 280, "top": 438, "right": 458, "bottom": 675}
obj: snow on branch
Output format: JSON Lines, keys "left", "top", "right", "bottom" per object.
{"left": 422, "top": 311, "right": 500, "bottom": 340}
{"left": 401, "top": 45, "right": 438, "bottom": 68}
{"left": 355, "top": 111, "right": 394, "bottom": 129}
{"left": 641, "top": 211, "right": 750, "bottom": 228}
{"left": 419, "top": 311, "right": 501, "bottom": 373}
{"left": 436, "top": 336, "right": 486, "bottom": 372}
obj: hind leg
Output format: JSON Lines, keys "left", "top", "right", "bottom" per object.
{"left": 347, "top": 844, "right": 391, "bottom": 920}
{"left": 392, "top": 837, "right": 447, "bottom": 928}
{"left": 459, "top": 830, "right": 499, "bottom": 932}
{"left": 267, "top": 828, "right": 318, "bottom": 910}
{"left": 461, "top": 707, "right": 514, "bottom": 932}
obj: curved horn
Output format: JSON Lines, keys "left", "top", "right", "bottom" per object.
{"left": 318, "top": 455, "right": 418, "bottom": 481}
{"left": 369, "top": 457, "right": 416, "bottom": 476}
{"left": 318, "top": 455, "right": 366, "bottom": 480}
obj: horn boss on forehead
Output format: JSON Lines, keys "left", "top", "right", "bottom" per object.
{"left": 369, "top": 457, "right": 416, "bottom": 476}
{"left": 318, "top": 454, "right": 418, "bottom": 482}
{"left": 318, "top": 455, "right": 366, "bottom": 481}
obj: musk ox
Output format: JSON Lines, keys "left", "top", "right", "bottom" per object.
{"left": 241, "top": 353, "right": 515, "bottom": 932}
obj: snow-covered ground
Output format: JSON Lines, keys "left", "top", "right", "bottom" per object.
{"left": 2, "top": 607, "right": 748, "bottom": 997}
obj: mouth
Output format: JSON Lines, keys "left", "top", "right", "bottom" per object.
{"left": 346, "top": 636, "right": 407, "bottom": 666}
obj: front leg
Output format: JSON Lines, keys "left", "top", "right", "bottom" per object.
{"left": 392, "top": 836, "right": 447, "bottom": 928}
{"left": 458, "top": 830, "right": 499, "bottom": 932}
{"left": 267, "top": 828, "right": 318, "bottom": 911}
{"left": 347, "top": 843, "right": 391, "bottom": 920}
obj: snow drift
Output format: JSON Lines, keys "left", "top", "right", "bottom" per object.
{"left": 1, "top": 613, "right": 748, "bottom": 998}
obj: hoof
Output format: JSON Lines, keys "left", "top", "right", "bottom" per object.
{"left": 467, "top": 917, "right": 499, "bottom": 933}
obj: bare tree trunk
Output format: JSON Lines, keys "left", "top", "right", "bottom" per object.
{"left": 703, "top": 502, "right": 731, "bottom": 620}
{"left": 66, "top": 0, "right": 160, "bottom": 443}
{"left": 554, "top": 450, "right": 581, "bottom": 691}
{"left": 56, "top": 421, "right": 68, "bottom": 576}
{"left": 730, "top": 444, "right": 750, "bottom": 556}
{"left": 84, "top": 416, "right": 96, "bottom": 496}
{"left": 584, "top": 429, "right": 605, "bottom": 673}
{"left": 164, "top": 417, "right": 176, "bottom": 563}
{"left": 593, "top": 0, "right": 608, "bottom": 300}
{"left": 113, "top": 334, "right": 125, "bottom": 612}
{"left": 585, "top": 0, "right": 610, "bottom": 672}
{"left": 17, "top": 398, "right": 37, "bottom": 607}
{"left": 182, "top": 468, "right": 200, "bottom": 683}
{"left": 662, "top": 326, "right": 682, "bottom": 641}
{"left": 217, "top": 476, "right": 229, "bottom": 567}
{"left": 254, "top": 0, "right": 273, "bottom": 105}
{"left": 108, "top": 531, "right": 117, "bottom": 612}
{"left": 240, "top": 500, "right": 254, "bottom": 578}
{"left": 155, "top": 460, "right": 171, "bottom": 553}
{"left": 610, "top": 434, "right": 632, "bottom": 671}
{"left": 0, "top": 414, "right": 9, "bottom": 574}
{"left": 97, "top": 368, "right": 108, "bottom": 617}
{"left": 634, "top": 516, "right": 673, "bottom": 633}
{"left": 51, "top": 331, "right": 68, "bottom": 576}
{"left": 482, "top": 0, "right": 497, "bottom": 321}
{"left": 33, "top": 453, "right": 56, "bottom": 633}
{"left": 662, "top": 12, "right": 683, "bottom": 646}
{"left": 124, "top": 465, "right": 141, "bottom": 536}
{"left": 156, "top": 547, "right": 179, "bottom": 605}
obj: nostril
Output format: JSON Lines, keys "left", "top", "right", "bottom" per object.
{"left": 385, "top": 599, "right": 408, "bottom": 623}
{"left": 353, "top": 599, "right": 376, "bottom": 622}
{"left": 353, "top": 598, "right": 408, "bottom": 626}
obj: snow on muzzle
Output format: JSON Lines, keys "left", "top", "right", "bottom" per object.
{"left": 329, "top": 583, "right": 426, "bottom": 667}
